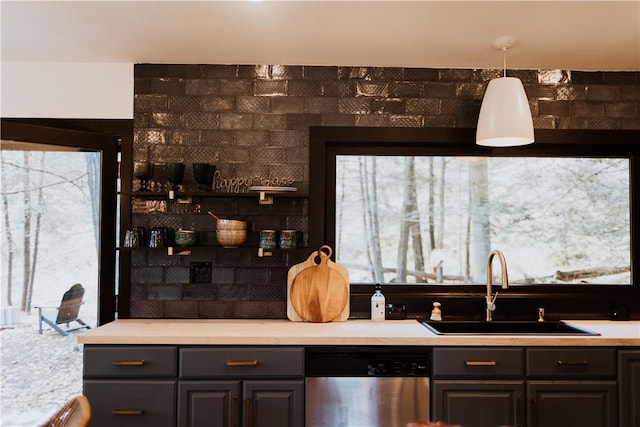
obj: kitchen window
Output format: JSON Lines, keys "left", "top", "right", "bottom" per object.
{"left": 309, "top": 127, "right": 640, "bottom": 317}
{"left": 335, "top": 155, "right": 630, "bottom": 286}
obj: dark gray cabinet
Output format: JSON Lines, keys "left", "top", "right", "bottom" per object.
{"left": 527, "top": 381, "right": 617, "bottom": 427}
{"left": 83, "top": 345, "right": 303, "bottom": 427}
{"left": 526, "top": 348, "right": 617, "bottom": 427}
{"left": 178, "top": 347, "right": 304, "bottom": 427}
{"left": 618, "top": 349, "right": 640, "bottom": 427}
{"left": 432, "top": 347, "right": 525, "bottom": 427}
{"left": 243, "top": 380, "right": 304, "bottom": 427}
{"left": 83, "top": 346, "right": 178, "bottom": 426}
{"left": 177, "top": 380, "right": 304, "bottom": 427}
{"left": 85, "top": 380, "right": 177, "bottom": 427}
{"left": 433, "top": 347, "right": 618, "bottom": 427}
{"left": 433, "top": 380, "right": 524, "bottom": 427}
{"left": 178, "top": 381, "right": 239, "bottom": 427}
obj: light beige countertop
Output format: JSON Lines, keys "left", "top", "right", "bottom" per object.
{"left": 78, "top": 319, "right": 640, "bottom": 346}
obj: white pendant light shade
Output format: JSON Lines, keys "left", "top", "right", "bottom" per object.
{"left": 476, "top": 76, "right": 534, "bottom": 147}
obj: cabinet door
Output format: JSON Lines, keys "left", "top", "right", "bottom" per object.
{"left": 178, "top": 381, "right": 240, "bottom": 427}
{"left": 528, "top": 381, "right": 617, "bottom": 427}
{"left": 84, "top": 380, "right": 176, "bottom": 427}
{"left": 243, "top": 380, "right": 304, "bottom": 427}
{"left": 432, "top": 380, "right": 524, "bottom": 427}
{"left": 618, "top": 350, "right": 640, "bottom": 427}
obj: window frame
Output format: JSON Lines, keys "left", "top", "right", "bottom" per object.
{"left": 1, "top": 119, "right": 129, "bottom": 325}
{"left": 309, "top": 127, "right": 640, "bottom": 319}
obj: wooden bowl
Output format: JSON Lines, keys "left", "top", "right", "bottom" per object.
{"left": 216, "top": 219, "right": 247, "bottom": 230}
{"left": 216, "top": 229, "right": 247, "bottom": 247}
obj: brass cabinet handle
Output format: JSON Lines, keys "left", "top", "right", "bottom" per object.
{"left": 111, "top": 409, "right": 144, "bottom": 415}
{"left": 557, "top": 360, "right": 589, "bottom": 366}
{"left": 111, "top": 360, "right": 145, "bottom": 366}
{"left": 226, "top": 360, "right": 259, "bottom": 367}
{"left": 465, "top": 360, "right": 497, "bottom": 366}
{"left": 531, "top": 398, "right": 538, "bottom": 427}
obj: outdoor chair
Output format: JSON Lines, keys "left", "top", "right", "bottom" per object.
{"left": 39, "top": 394, "right": 91, "bottom": 427}
{"left": 34, "top": 283, "right": 91, "bottom": 336}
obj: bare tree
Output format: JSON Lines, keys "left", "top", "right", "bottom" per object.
{"left": 396, "top": 158, "right": 412, "bottom": 282}
{"left": 21, "top": 152, "right": 32, "bottom": 312}
{"left": 86, "top": 152, "right": 101, "bottom": 254}
{"left": 336, "top": 157, "right": 348, "bottom": 253}
{"left": 25, "top": 152, "right": 46, "bottom": 313}
{"left": 468, "top": 158, "right": 490, "bottom": 282}
{"left": 436, "top": 157, "right": 446, "bottom": 249}
{"left": 1, "top": 151, "right": 15, "bottom": 306}
{"left": 396, "top": 157, "right": 426, "bottom": 283}
{"left": 359, "top": 157, "right": 384, "bottom": 282}
{"left": 427, "top": 157, "right": 435, "bottom": 250}
{"left": 410, "top": 159, "right": 426, "bottom": 282}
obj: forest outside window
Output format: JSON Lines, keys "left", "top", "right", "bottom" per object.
{"left": 335, "top": 155, "right": 630, "bottom": 286}
{"left": 309, "top": 127, "right": 639, "bottom": 303}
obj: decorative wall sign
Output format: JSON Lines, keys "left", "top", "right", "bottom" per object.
{"left": 213, "top": 170, "right": 295, "bottom": 193}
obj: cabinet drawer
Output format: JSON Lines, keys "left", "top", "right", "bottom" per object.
{"left": 526, "top": 348, "right": 616, "bottom": 378}
{"left": 84, "top": 380, "right": 176, "bottom": 427}
{"left": 84, "top": 346, "right": 177, "bottom": 377}
{"left": 433, "top": 347, "right": 524, "bottom": 378}
{"left": 180, "top": 347, "right": 304, "bottom": 378}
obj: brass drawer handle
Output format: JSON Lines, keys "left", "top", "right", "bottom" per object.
{"left": 557, "top": 360, "right": 589, "bottom": 366}
{"left": 112, "top": 409, "right": 144, "bottom": 415}
{"left": 111, "top": 360, "right": 145, "bottom": 366}
{"left": 465, "top": 360, "right": 497, "bottom": 366}
{"left": 226, "top": 360, "right": 259, "bottom": 367}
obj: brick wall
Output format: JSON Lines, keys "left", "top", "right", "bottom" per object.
{"left": 130, "top": 64, "right": 640, "bottom": 319}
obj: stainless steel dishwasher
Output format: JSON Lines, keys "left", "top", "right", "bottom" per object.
{"left": 305, "top": 346, "right": 430, "bottom": 427}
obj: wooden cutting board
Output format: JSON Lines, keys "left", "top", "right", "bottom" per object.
{"left": 287, "top": 245, "right": 349, "bottom": 322}
{"left": 286, "top": 251, "right": 319, "bottom": 321}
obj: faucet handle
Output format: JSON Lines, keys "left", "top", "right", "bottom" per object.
{"left": 486, "top": 292, "right": 498, "bottom": 311}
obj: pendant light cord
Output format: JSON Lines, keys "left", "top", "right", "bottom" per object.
{"left": 502, "top": 46, "right": 507, "bottom": 78}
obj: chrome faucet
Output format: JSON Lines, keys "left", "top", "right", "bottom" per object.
{"left": 486, "top": 249, "right": 509, "bottom": 321}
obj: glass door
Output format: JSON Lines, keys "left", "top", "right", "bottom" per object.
{"left": 1, "top": 120, "right": 119, "bottom": 424}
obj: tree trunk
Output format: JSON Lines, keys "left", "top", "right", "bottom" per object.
{"left": 555, "top": 266, "right": 630, "bottom": 282}
{"left": 336, "top": 159, "right": 347, "bottom": 254}
{"left": 427, "top": 157, "right": 435, "bottom": 250}
{"left": 1, "top": 151, "right": 15, "bottom": 306}
{"left": 436, "top": 157, "right": 446, "bottom": 249}
{"left": 469, "top": 158, "right": 490, "bottom": 283}
{"left": 409, "top": 158, "right": 425, "bottom": 282}
{"left": 26, "top": 152, "right": 46, "bottom": 314}
{"left": 21, "top": 152, "right": 32, "bottom": 312}
{"left": 360, "top": 157, "right": 384, "bottom": 282}
{"left": 396, "top": 158, "right": 412, "bottom": 282}
{"left": 86, "top": 152, "right": 101, "bottom": 255}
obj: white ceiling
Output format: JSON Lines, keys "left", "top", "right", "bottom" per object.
{"left": 2, "top": 0, "right": 639, "bottom": 71}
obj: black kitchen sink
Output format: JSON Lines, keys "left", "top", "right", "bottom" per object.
{"left": 418, "top": 320, "right": 599, "bottom": 335}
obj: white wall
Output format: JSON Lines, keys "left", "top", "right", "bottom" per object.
{"left": 1, "top": 62, "right": 134, "bottom": 119}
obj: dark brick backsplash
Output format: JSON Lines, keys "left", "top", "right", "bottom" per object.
{"left": 571, "top": 71, "right": 604, "bottom": 84}
{"left": 130, "top": 63, "right": 640, "bottom": 319}
{"left": 538, "top": 100, "right": 572, "bottom": 117}
{"left": 165, "top": 300, "right": 198, "bottom": 317}
{"left": 148, "top": 284, "right": 182, "bottom": 301}
{"left": 572, "top": 101, "right": 605, "bottom": 118}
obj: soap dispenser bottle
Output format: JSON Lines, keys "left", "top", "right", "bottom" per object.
{"left": 371, "top": 284, "right": 385, "bottom": 321}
